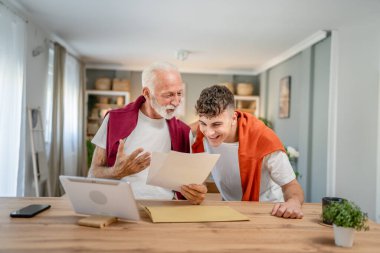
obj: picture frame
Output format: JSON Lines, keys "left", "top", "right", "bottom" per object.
{"left": 279, "top": 76, "right": 291, "bottom": 118}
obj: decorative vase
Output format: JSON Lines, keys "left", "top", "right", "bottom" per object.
{"left": 333, "top": 224, "right": 354, "bottom": 247}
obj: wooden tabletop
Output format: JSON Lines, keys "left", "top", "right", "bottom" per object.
{"left": 1, "top": 197, "right": 379, "bottom": 252}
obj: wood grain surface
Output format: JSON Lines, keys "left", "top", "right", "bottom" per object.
{"left": 1, "top": 197, "right": 379, "bottom": 252}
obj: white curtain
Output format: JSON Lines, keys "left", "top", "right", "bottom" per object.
{"left": 62, "top": 54, "right": 81, "bottom": 176}
{"left": 49, "top": 43, "right": 65, "bottom": 196}
{"left": 0, "top": 4, "right": 26, "bottom": 196}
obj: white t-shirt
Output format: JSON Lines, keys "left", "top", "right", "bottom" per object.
{"left": 204, "top": 140, "right": 295, "bottom": 202}
{"left": 91, "top": 111, "right": 174, "bottom": 200}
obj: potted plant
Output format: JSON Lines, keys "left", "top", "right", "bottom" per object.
{"left": 322, "top": 200, "right": 369, "bottom": 247}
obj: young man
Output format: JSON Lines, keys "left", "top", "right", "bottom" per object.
{"left": 192, "top": 85, "right": 304, "bottom": 218}
{"left": 89, "top": 62, "right": 206, "bottom": 204}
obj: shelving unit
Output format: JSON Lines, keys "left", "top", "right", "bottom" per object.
{"left": 234, "top": 95, "right": 260, "bottom": 117}
{"left": 85, "top": 90, "right": 130, "bottom": 138}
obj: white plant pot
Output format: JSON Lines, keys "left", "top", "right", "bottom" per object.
{"left": 333, "top": 224, "right": 355, "bottom": 247}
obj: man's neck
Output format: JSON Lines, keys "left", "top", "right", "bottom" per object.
{"left": 224, "top": 123, "right": 239, "bottom": 143}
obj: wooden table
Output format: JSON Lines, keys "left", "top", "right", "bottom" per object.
{"left": 1, "top": 197, "right": 379, "bottom": 252}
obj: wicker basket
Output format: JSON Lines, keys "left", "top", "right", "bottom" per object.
{"left": 95, "top": 78, "right": 111, "bottom": 90}
{"left": 112, "top": 78, "right": 130, "bottom": 91}
{"left": 236, "top": 83, "right": 254, "bottom": 96}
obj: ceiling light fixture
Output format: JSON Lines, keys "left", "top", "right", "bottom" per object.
{"left": 176, "top": 49, "right": 189, "bottom": 61}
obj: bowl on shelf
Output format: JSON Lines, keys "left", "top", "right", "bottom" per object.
{"left": 116, "top": 96, "right": 124, "bottom": 106}
{"left": 236, "top": 83, "right": 254, "bottom": 96}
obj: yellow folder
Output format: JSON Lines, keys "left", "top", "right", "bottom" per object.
{"left": 144, "top": 205, "right": 249, "bottom": 223}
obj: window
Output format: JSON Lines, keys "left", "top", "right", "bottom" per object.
{"left": 0, "top": 4, "right": 26, "bottom": 196}
{"left": 44, "top": 47, "right": 55, "bottom": 157}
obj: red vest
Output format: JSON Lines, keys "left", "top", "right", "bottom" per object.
{"left": 106, "top": 95, "right": 190, "bottom": 167}
{"left": 192, "top": 111, "right": 285, "bottom": 201}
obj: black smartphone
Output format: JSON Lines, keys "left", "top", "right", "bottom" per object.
{"left": 10, "top": 204, "right": 51, "bottom": 218}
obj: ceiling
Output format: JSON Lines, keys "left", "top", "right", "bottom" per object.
{"left": 13, "top": 0, "right": 380, "bottom": 74}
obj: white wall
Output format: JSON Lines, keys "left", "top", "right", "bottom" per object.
{"left": 310, "top": 37, "right": 331, "bottom": 202}
{"left": 264, "top": 52, "right": 309, "bottom": 194}
{"left": 333, "top": 21, "right": 380, "bottom": 221}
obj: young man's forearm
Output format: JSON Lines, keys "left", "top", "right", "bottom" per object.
{"left": 283, "top": 180, "right": 304, "bottom": 205}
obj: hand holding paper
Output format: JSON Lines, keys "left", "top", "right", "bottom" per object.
{"left": 146, "top": 151, "right": 220, "bottom": 192}
{"left": 181, "top": 184, "right": 208, "bottom": 205}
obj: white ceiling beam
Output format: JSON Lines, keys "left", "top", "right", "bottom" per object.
{"left": 253, "top": 30, "right": 328, "bottom": 75}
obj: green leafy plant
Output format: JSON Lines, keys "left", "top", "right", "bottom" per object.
{"left": 86, "top": 139, "right": 96, "bottom": 169}
{"left": 293, "top": 170, "right": 301, "bottom": 180}
{"left": 258, "top": 117, "right": 273, "bottom": 129}
{"left": 322, "top": 200, "right": 369, "bottom": 231}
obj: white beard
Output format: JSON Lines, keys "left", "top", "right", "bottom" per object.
{"left": 150, "top": 95, "right": 177, "bottom": 120}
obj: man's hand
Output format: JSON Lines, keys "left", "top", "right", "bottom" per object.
{"left": 271, "top": 198, "right": 304, "bottom": 219}
{"left": 112, "top": 139, "right": 151, "bottom": 179}
{"left": 180, "top": 184, "right": 207, "bottom": 205}
{"left": 271, "top": 179, "right": 304, "bottom": 219}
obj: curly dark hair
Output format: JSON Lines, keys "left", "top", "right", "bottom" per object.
{"left": 195, "top": 85, "right": 235, "bottom": 118}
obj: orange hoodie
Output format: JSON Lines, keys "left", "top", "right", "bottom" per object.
{"left": 192, "top": 111, "right": 285, "bottom": 201}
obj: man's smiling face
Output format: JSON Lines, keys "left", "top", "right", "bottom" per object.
{"left": 198, "top": 108, "right": 237, "bottom": 147}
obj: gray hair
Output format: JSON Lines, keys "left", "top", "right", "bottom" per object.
{"left": 141, "top": 62, "right": 179, "bottom": 92}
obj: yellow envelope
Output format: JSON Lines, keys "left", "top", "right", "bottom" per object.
{"left": 144, "top": 205, "right": 249, "bottom": 223}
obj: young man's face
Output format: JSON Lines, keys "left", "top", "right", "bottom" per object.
{"left": 198, "top": 109, "right": 237, "bottom": 147}
{"left": 150, "top": 70, "right": 184, "bottom": 119}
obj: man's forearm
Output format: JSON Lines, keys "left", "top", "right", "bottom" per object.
{"left": 283, "top": 180, "right": 304, "bottom": 205}
{"left": 91, "top": 165, "right": 119, "bottom": 179}
{"left": 90, "top": 146, "right": 119, "bottom": 179}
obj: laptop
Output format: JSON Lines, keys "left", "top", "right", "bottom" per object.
{"left": 59, "top": 175, "right": 140, "bottom": 221}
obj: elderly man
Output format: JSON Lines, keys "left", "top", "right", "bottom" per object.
{"left": 192, "top": 85, "right": 304, "bottom": 218}
{"left": 89, "top": 62, "right": 206, "bottom": 204}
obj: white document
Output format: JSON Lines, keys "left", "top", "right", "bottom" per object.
{"left": 147, "top": 151, "right": 220, "bottom": 191}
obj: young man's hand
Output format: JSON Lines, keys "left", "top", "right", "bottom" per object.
{"left": 271, "top": 179, "right": 304, "bottom": 219}
{"left": 180, "top": 184, "right": 207, "bottom": 205}
{"left": 271, "top": 198, "right": 304, "bottom": 219}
